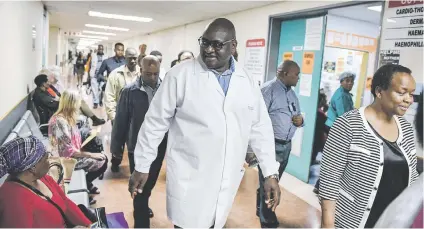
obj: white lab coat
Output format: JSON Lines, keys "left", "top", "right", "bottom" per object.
{"left": 134, "top": 57, "right": 279, "bottom": 228}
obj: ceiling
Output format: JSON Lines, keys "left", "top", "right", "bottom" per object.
{"left": 45, "top": 1, "right": 279, "bottom": 44}
{"left": 328, "top": 2, "right": 383, "bottom": 25}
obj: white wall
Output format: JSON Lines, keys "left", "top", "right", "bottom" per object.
{"left": 123, "top": 1, "right": 347, "bottom": 73}
{"left": 0, "top": 1, "right": 45, "bottom": 119}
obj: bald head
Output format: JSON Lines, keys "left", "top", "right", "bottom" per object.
{"left": 277, "top": 60, "right": 300, "bottom": 87}
{"left": 200, "top": 18, "right": 237, "bottom": 72}
{"left": 140, "top": 55, "right": 160, "bottom": 88}
{"left": 125, "top": 48, "right": 138, "bottom": 70}
{"left": 125, "top": 48, "right": 137, "bottom": 57}
{"left": 204, "top": 18, "right": 236, "bottom": 40}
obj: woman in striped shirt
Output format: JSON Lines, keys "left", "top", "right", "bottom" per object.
{"left": 320, "top": 64, "right": 419, "bottom": 228}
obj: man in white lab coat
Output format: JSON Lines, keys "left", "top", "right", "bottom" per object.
{"left": 129, "top": 18, "right": 281, "bottom": 228}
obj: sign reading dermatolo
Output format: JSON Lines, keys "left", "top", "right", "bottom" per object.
{"left": 244, "top": 38, "right": 266, "bottom": 84}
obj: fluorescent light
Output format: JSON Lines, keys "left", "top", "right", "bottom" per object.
{"left": 368, "top": 5, "right": 382, "bottom": 12}
{"left": 85, "top": 24, "right": 129, "bottom": 32}
{"left": 82, "top": 30, "right": 116, "bottom": 36}
{"left": 387, "top": 19, "right": 396, "bottom": 23}
{"left": 76, "top": 34, "right": 108, "bottom": 40}
{"left": 88, "top": 11, "right": 152, "bottom": 22}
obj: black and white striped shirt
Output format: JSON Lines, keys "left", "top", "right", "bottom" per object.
{"left": 319, "top": 107, "right": 419, "bottom": 228}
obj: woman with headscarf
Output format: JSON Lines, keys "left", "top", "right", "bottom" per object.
{"left": 320, "top": 64, "right": 419, "bottom": 228}
{"left": 0, "top": 136, "right": 91, "bottom": 228}
{"left": 325, "top": 71, "right": 356, "bottom": 131}
{"left": 48, "top": 90, "right": 107, "bottom": 205}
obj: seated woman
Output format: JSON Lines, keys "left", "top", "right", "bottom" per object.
{"left": 48, "top": 89, "right": 107, "bottom": 205}
{"left": 0, "top": 136, "right": 91, "bottom": 228}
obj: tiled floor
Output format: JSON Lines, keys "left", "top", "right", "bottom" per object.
{"left": 64, "top": 66, "right": 321, "bottom": 228}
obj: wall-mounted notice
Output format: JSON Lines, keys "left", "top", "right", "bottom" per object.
{"left": 302, "top": 52, "right": 315, "bottom": 74}
{"left": 299, "top": 74, "right": 312, "bottom": 97}
{"left": 383, "top": 1, "right": 423, "bottom": 48}
{"left": 304, "top": 17, "right": 324, "bottom": 51}
{"left": 379, "top": 50, "right": 400, "bottom": 65}
{"left": 244, "top": 38, "right": 266, "bottom": 83}
{"left": 283, "top": 52, "right": 293, "bottom": 61}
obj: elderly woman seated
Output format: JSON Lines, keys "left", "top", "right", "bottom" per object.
{"left": 0, "top": 136, "right": 91, "bottom": 228}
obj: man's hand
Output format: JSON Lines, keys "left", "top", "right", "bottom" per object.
{"left": 263, "top": 177, "right": 281, "bottom": 211}
{"left": 292, "top": 115, "right": 303, "bottom": 127}
{"left": 128, "top": 171, "right": 149, "bottom": 199}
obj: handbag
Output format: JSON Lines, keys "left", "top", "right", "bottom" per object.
{"left": 48, "top": 157, "right": 77, "bottom": 193}
{"left": 78, "top": 204, "right": 109, "bottom": 228}
{"left": 10, "top": 178, "right": 76, "bottom": 228}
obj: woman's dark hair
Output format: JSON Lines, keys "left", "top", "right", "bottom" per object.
{"left": 416, "top": 92, "right": 423, "bottom": 147}
{"left": 371, "top": 64, "right": 412, "bottom": 97}
{"left": 177, "top": 50, "right": 194, "bottom": 61}
{"left": 34, "top": 74, "right": 48, "bottom": 87}
{"left": 171, "top": 59, "right": 178, "bottom": 68}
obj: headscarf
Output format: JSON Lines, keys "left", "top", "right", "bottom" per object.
{"left": 0, "top": 136, "right": 46, "bottom": 178}
{"left": 339, "top": 71, "right": 356, "bottom": 82}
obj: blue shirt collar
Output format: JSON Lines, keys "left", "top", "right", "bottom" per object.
{"left": 276, "top": 78, "right": 291, "bottom": 91}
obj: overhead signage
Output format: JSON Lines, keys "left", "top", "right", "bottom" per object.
{"left": 383, "top": 1, "right": 423, "bottom": 48}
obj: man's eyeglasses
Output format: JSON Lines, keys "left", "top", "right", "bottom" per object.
{"left": 198, "top": 37, "right": 234, "bottom": 50}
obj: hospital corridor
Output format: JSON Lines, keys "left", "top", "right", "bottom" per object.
{"left": 0, "top": 0, "right": 423, "bottom": 228}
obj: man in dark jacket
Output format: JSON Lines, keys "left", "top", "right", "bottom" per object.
{"left": 110, "top": 55, "right": 166, "bottom": 228}
{"left": 33, "top": 74, "right": 59, "bottom": 125}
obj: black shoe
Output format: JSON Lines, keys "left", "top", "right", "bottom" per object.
{"left": 99, "top": 173, "right": 104, "bottom": 180}
{"left": 93, "top": 104, "right": 98, "bottom": 109}
{"left": 89, "top": 197, "right": 97, "bottom": 205}
{"left": 260, "top": 221, "right": 279, "bottom": 228}
{"left": 111, "top": 164, "right": 120, "bottom": 173}
{"left": 149, "top": 208, "right": 154, "bottom": 218}
{"left": 313, "top": 187, "right": 319, "bottom": 195}
{"left": 99, "top": 102, "right": 103, "bottom": 107}
{"left": 91, "top": 116, "right": 106, "bottom": 126}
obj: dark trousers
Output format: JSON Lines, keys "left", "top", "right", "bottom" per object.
{"left": 257, "top": 141, "right": 292, "bottom": 227}
{"left": 86, "top": 158, "right": 108, "bottom": 189}
{"left": 133, "top": 138, "right": 167, "bottom": 228}
{"left": 111, "top": 151, "right": 135, "bottom": 174}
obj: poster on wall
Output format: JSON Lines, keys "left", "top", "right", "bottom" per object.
{"left": 299, "top": 74, "right": 312, "bottom": 97}
{"left": 302, "top": 52, "right": 315, "bottom": 74}
{"left": 244, "top": 38, "right": 266, "bottom": 84}
{"left": 304, "top": 17, "right": 324, "bottom": 51}
{"left": 283, "top": 52, "right": 293, "bottom": 61}
{"left": 323, "top": 61, "right": 336, "bottom": 73}
{"left": 379, "top": 49, "right": 400, "bottom": 65}
{"left": 382, "top": 1, "right": 423, "bottom": 49}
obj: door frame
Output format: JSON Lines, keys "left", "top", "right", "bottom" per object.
{"left": 265, "top": 0, "right": 385, "bottom": 82}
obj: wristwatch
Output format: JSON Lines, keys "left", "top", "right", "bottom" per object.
{"left": 265, "top": 174, "right": 279, "bottom": 182}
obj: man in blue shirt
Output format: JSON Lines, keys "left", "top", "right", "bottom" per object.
{"left": 258, "top": 60, "right": 304, "bottom": 227}
{"left": 96, "top": 42, "right": 126, "bottom": 107}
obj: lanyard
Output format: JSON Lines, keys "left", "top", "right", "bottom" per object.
{"left": 10, "top": 178, "right": 75, "bottom": 228}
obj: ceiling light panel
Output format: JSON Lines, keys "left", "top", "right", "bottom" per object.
{"left": 77, "top": 34, "right": 109, "bottom": 40}
{"left": 368, "top": 5, "right": 382, "bottom": 12}
{"left": 85, "top": 24, "right": 129, "bottom": 32}
{"left": 88, "top": 11, "right": 152, "bottom": 22}
{"left": 83, "top": 30, "right": 116, "bottom": 36}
